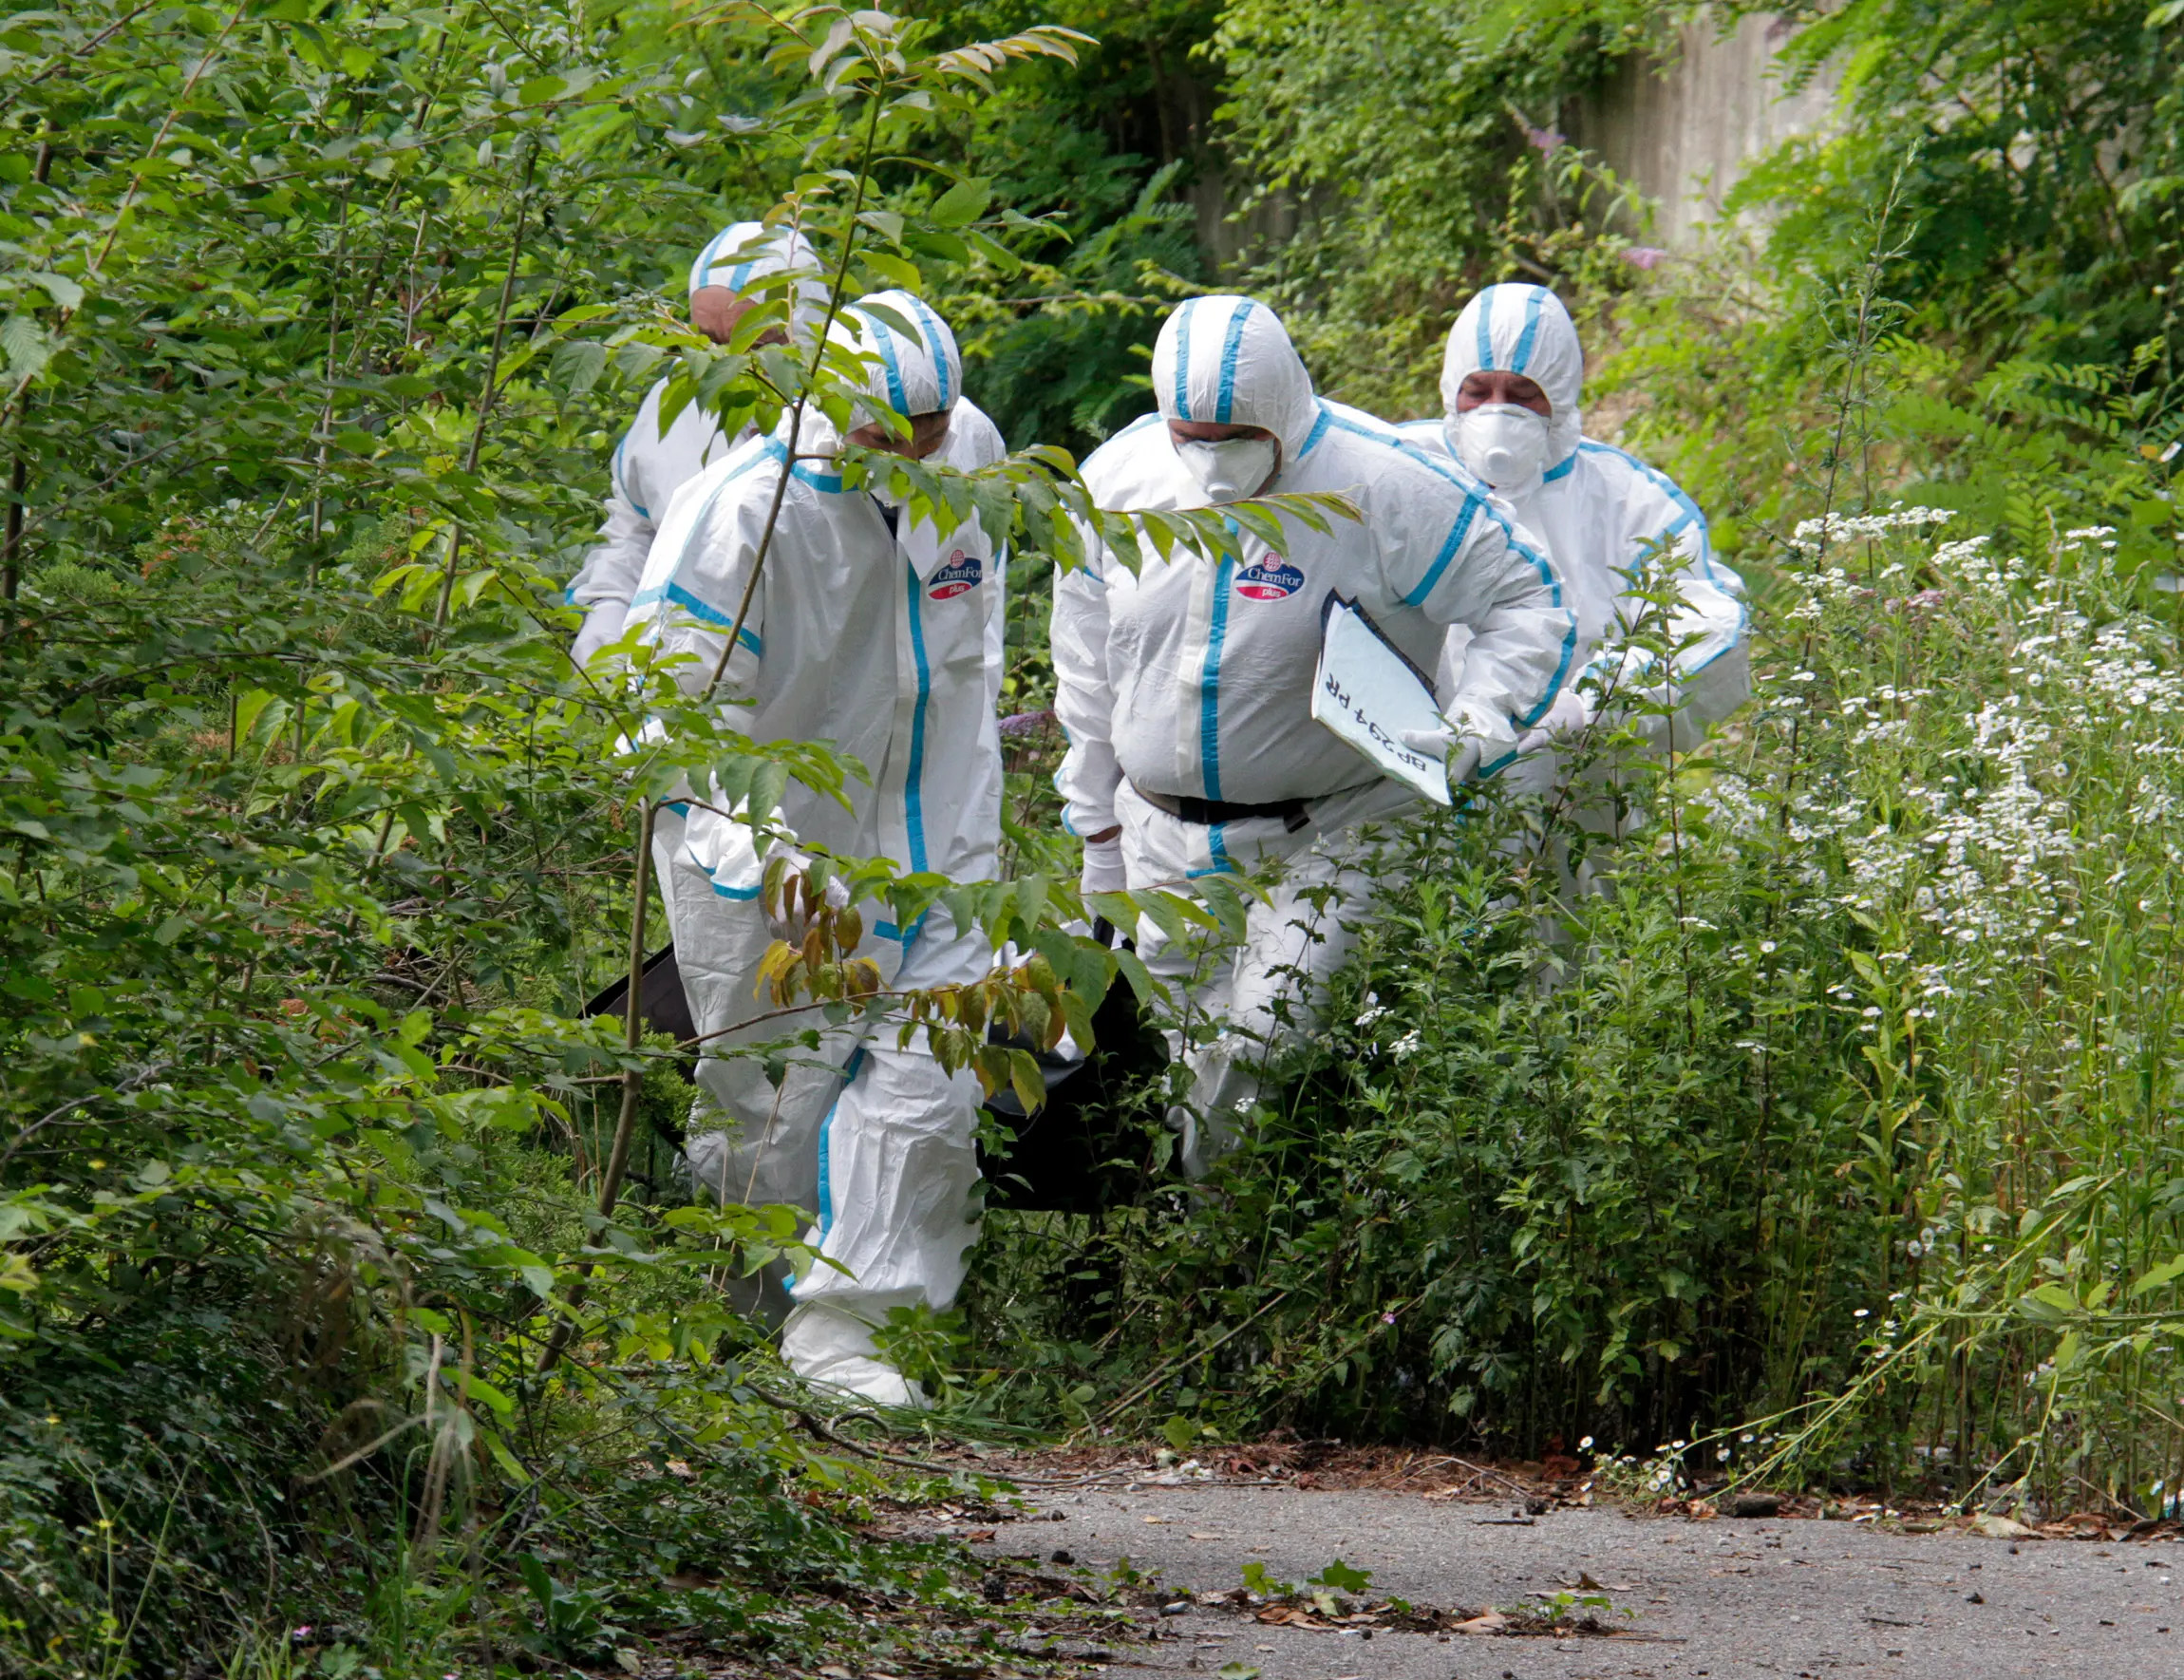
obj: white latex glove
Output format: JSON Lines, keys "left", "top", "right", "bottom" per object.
{"left": 571, "top": 601, "right": 629, "bottom": 670}
{"left": 1516, "top": 687, "right": 1595, "bottom": 756}
{"left": 1080, "top": 834, "right": 1126, "bottom": 896}
{"left": 1396, "top": 724, "right": 1483, "bottom": 789}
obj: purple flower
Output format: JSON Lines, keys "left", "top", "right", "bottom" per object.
{"left": 999, "top": 708, "right": 1057, "bottom": 739}
{"left": 1621, "top": 246, "right": 1669, "bottom": 271}
{"left": 1525, "top": 126, "right": 1566, "bottom": 154}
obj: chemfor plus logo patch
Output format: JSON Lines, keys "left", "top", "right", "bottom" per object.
{"left": 1234, "top": 555, "right": 1304, "bottom": 600}
{"left": 927, "top": 550, "right": 982, "bottom": 600}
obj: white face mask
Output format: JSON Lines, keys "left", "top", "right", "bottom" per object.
{"left": 1174, "top": 435, "right": 1279, "bottom": 503}
{"left": 1449, "top": 403, "right": 1551, "bottom": 489}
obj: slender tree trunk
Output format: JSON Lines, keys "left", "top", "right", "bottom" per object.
{"left": 434, "top": 142, "right": 537, "bottom": 631}
{"left": 537, "top": 798, "right": 658, "bottom": 1375}
{"left": 2, "top": 143, "right": 53, "bottom": 604}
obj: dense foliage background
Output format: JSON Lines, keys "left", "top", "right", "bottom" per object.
{"left": 7, "top": 0, "right": 2184, "bottom": 1674}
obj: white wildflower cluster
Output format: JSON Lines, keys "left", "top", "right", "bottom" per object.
{"left": 1785, "top": 564, "right": 1873, "bottom": 614}
{"left": 1590, "top": 1442, "right": 1692, "bottom": 1501}
{"left": 1787, "top": 505, "right": 1955, "bottom": 554}
{"left": 1892, "top": 702, "right": 2075, "bottom": 946}
{"left": 1783, "top": 543, "right": 2182, "bottom": 952}
{"left": 1838, "top": 686, "right": 1936, "bottom": 751}
{"left": 1670, "top": 522, "right": 2184, "bottom": 1104}
{"left": 1692, "top": 778, "right": 1770, "bottom": 841}
{"left": 1929, "top": 533, "right": 2022, "bottom": 596}
{"left": 2082, "top": 622, "right": 2184, "bottom": 717}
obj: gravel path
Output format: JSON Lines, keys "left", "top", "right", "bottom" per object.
{"left": 970, "top": 1483, "right": 2183, "bottom": 1679}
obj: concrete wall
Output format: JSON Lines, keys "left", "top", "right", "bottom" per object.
{"left": 1571, "top": 9, "right": 1839, "bottom": 249}
{"left": 1179, "top": 7, "right": 1840, "bottom": 271}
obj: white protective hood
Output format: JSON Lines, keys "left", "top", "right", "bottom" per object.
{"left": 1439, "top": 284, "right": 1585, "bottom": 483}
{"left": 568, "top": 225, "right": 829, "bottom": 637}
{"left": 687, "top": 219, "right": 833, "bottom": 339}
{"left": 839, "top": 289, "right": 963, "bottom": 427}
{"left": 772, "top": 289, "right": 968, "bottom": 461}
{"left": 1151, "top": 294, "right": 1322, "bottom": 462}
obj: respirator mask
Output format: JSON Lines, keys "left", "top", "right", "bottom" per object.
{"left": 1448, "top": 403, "right": 1551, "bottom": 490}
{"left": 1175, "top": 435, "right": 1280, "bottom": 504}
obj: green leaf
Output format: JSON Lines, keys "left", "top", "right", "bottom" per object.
{"left": 963, "top": 228, "right": 1024, "bottom": 274}
{"left": 1, "top": 314, "right": 50, "bottom": 378}
{"left": 857, "top": 209, "right": 906, "bottom": 247}
{"left": 1007, "top": 1047, "right": 1045, "bottom": 1115}
{"left": 518, "top": 1552, "right": 555, "bottom": 1611}
{"left": 856, "top": 249, "right": 922, "bottom": 293}
{"left": 29, "top": 271, "right": 83, "bottom": 310}
{"left": 2018, "top": 1282, "right": 2080, "bottom": 1322}
{"left": 455, "top": 1370, "right": 516, "bottom": 1415}
{"left": 1110, "top": 946, "right": 1161, "bottom": 1008}
{"left": 233, "top": 688, "right": 278, "bottom": 745}
{"left": 480, "top": 1423, "right": 532, "bottom": 1484}
{"left": 929, "top": 177, "right": 990, "bottom": 227}
{"left": 904, "top": 228, "right": 970, "bottom": 264}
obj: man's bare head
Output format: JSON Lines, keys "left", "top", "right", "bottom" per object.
{"left": 690, "top": 286, "right": 789, "bottom": 348}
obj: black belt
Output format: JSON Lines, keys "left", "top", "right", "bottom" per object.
{"left": 1130, "top": 783, "right": 1313, "bottom": 832}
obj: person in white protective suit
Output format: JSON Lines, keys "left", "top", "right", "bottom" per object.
{"left": 630, "top": 291, "right": 1007, "bottom": 1403}
{"left": 1049, "top": 294, "right": 1575, "bottom": 1178}
{"left": 565, "top": 220, "right": 831, "bottom": 669}
{"left": 1398, "top": 283, "right": 1747, "bottom": 795}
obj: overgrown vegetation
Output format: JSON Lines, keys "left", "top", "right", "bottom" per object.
{"left": 961, "top": 0, "right": 2184, "bottom": 1526}
{"left": 9, "top": 0, "right": 2184, "bottom": 1673}
{"left": 0, "top": 2, "right": 1228, "bottom": 1671}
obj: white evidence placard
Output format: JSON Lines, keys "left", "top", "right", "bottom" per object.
{"left": 1309, "top": 593, "right": 1451, "bottom": 806}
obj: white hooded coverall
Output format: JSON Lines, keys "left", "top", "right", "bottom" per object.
{"left": 1399, "top": 284, "right": 1747, "bottom": 793}
{"left": 1050, "top": 294, "right": 1574, "bottom": 1175}
{"left": 631, "top": 291, "right": 1007, "bottom": 1399}
{"left": 566, "top": 222, "right": 831, "bottom": 667}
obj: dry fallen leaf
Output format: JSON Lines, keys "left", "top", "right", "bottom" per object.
{"left": 1255, "top": 1605, "right": 1323, "bottom": 1628}
{"left": 1452, "top": 1612, "right": 1509, "bottom": 1635}
{"left": 1188, "top": 1532, "right": 1231, "bottom": 1540}
{"left": 960, "top": 1528, "right": 995, "bottom": 1542}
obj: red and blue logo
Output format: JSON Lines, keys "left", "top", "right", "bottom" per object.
{"left": 1234, "top": 556, "right": 1304, "bottom": 601}
{"left": 927, "top": 550, "right": 982, "bottom": 600}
